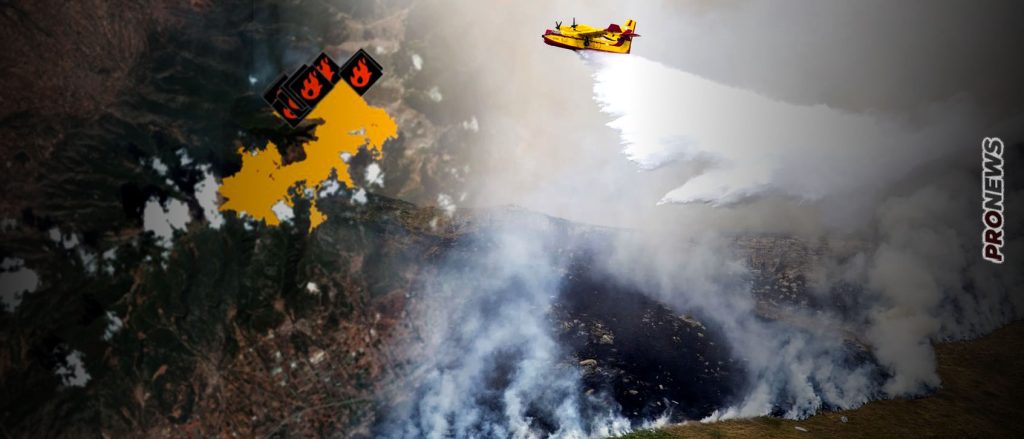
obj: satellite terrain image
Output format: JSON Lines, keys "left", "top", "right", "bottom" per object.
{"left": 1, "top": 1, "right": 1023, "bottom": 438}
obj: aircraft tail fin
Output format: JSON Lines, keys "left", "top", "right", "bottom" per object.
{"left": 620, "top": 19, "right": 637, "bottom": 53}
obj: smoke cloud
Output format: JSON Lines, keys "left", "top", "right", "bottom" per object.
{"left": 378, "top": 0, "right": 1024, "bottom": 436}
{"left": 381, "top": 215, "right": 635, "bottom": 438}
{"left": 589, "top": 53, "right": 979, "bottom": 206}
{"left": 588, "top": 50, "right": 1023, "bottom": 412}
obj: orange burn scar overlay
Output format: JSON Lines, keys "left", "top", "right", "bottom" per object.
{"left": 218, "top": 84, "right": 397, "bottom": 231}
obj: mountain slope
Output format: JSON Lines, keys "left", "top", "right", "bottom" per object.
{"left": 622, "top": 320, "right": 1024, "bottom": 439}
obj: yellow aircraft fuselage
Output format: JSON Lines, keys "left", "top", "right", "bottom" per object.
{"left": 542, "top": 19, "right": 638, "bottom": 54}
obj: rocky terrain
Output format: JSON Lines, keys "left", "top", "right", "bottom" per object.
{"left": 553, "top": 265, "right": 742, "bottom": 423}
{"left": 0, "top": 0, "right": 461, "bottom": 436}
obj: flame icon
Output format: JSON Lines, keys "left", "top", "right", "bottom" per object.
{"left": 316, "top": 58, "right": 336, "bottom": 82}
{"left": 280, "top": 107, "right": 298, "bottom": 120}
{"left": 350, "top": 58, "right": 371, "bottom": 88}
{"left": 301, "top": 71, "right": 323, "bottom": 100}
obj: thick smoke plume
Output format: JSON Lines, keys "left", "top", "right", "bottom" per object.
{"left": 379, "top": 0, "right": 1024, "bottom": 436}
{"left": 381, "top": 215, "right": 635, "bottom": 438}
{"left": 589, "top": 52, "right": 1023, "bottom": 411}
{"left": 590, "top": 53, "right": 979, "bottom": 206}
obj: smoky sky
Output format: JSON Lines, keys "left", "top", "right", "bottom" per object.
{"left": 382, "top": 0, "right": 1024, "bottom": 435}
{"left": 406, "top": 0, "right": 1023, "bottom": 231}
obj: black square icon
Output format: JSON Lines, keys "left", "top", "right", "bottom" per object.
{"left": 312, "top": 52, "right": 342, "bottom": 84}
{"left": 264, "top": 73, "right": 310, "bottom": 124}
{"left": 285, "top": 64, "right": 334, "bottom": 109}
{"left": 272, "top": 97, "right": 310, "bottom": 127}
{"left": 340, "top": 48, "right": 383, "bottom": 96}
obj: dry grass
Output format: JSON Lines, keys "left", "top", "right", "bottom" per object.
{"left": 622, "top": 320, "right": 1024, "bottom": 439}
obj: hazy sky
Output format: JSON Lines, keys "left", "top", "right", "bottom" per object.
{"left": 410, "top": 0, "right": 1023, "bottom": 232}
{"left": 386, "top": 1, "right": 1024, "bottom": 431}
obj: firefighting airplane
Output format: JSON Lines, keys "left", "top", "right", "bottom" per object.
{"left": 542, "top": 18, "right": 639, "bottom": 54}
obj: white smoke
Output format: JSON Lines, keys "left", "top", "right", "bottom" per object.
{"left": 594, "top": 231, "right": 880, "bottom": 420}
{"left": 379, "top": 0, "right": 1024, "bottom": 435}
{"left": 382, "top": 214, "right": 633, "bottom": 438}
{"left": 589, "top": 52, "right": 1024, "bottom": 414}
{"left": 589, "top": 53, "right": 980, "bottom": 206}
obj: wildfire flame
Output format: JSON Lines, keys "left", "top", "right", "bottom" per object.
{"left": 301, "top": 71, "right": 323, "bottom": 100}
{"left": 350, "top": 58, "right": 371, "bottom": 88}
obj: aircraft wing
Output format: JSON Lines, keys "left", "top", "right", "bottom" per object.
{"left": 576, "top": 30, "right": 608, "bottom": 38}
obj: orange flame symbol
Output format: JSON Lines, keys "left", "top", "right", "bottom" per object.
{"left": 280, "top": 107, "right": 298, "bottom": 120}
{"left": 316, "top": 58, "right": 336, "bottom": 82}
{"left": 301, "top": 71, "right": 323, "bottom": 100}
{"left": 350, "top": 58, "right": 371, "bottom": 88}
